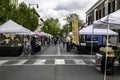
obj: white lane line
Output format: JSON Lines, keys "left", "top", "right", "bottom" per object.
{"left": 58, "top": 44, "right": 61, "bottom": 55}
{"left": 115, "top": 61, "right": 118, "bottom": 64}
{"left": 13, "top": 60, "right": 27, "bottom": 65}
{"left": 0, "top": 60, "right": 9, "bottom": 66}
{"left": 35, "top": 55, "right": 95, "bottom": 57}
{"left": 91, "top": 60, "right": 95, "bottom": 63}
{"left": 114, "top": 61, "right": 119, "bottom": 66}
{"left": 55, "top": 59, "right": 65, "bottom": 64}
{"left": 74, "top": 59, "right": 86, "bottom": 65}
{"left": 33, "top": 59, "right": 46, "bottom": 65}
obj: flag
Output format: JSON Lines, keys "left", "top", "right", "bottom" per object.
{"left": 72, "top": 16, "right": 79, "bottom": 45}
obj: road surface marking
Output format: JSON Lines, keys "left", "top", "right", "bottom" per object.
{"left": 13, "top": 60, "right": 27, "bottom": 65}
{"left": 74, "top": 59, "right": 86, "bottom": 65}
{"left": 0, "top": 60, "right": 9, "bottom": 65}
{"left": 33, "top": 59, "right": 46, "bottom": 65}
{"left": 35, "top": 55, "right": 94, "bottom": 57}
{"left": 58, "top": 44, "right": 61, "bottom": 55}
{"left": 55, "top": 59, "right": 65, "bottom": 64}
{"left": 91, "top": 60, "right": 95, "bottom": 63}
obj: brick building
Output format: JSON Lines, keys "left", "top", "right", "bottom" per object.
{"left": 86, "top": 0, "right": 120, "bottom": 25}
{"left": 86, "top": 0, "right": 120, "bottom": 47}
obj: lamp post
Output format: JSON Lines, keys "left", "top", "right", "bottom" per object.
{"left": 29, "top": 3, "right": 39, "bottom": 31}
{"left": 29, "top": 3, "right": 39, "bottom": 8}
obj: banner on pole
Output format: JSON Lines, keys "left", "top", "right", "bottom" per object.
{"left": 72, "top": 16, "right": 79, "bottom": 45}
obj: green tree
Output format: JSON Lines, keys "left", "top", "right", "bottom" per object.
{"left": 61, "top": 24, "right": 69, "bottom": 34}
{"left": 41, "top": 18, "right": 61, "bottom": 36}
{"left": 64, "top": 13, "right": 83, "bottom": 32}
{"left": 0, "top": 1, "right": 38, "bottom": 31}
{"left": 0, "top": 0, "right": 15, "bottom": 25}
{"left": 17, "top": 3, "right": 38, "bottom": 31}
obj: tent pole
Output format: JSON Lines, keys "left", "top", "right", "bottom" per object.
{"left": 116, "top": 29, "right": 118, "bottom": 49}
{"left": 90, "top": 24, "right": 94, "bottom": 66}
{"left": 104, "top": 15, "right": 109, "bottom": 80}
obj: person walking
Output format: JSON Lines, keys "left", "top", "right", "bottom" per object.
{"left": 62, "top": 36, "right": 66, "bottom": 48}
{"left": 30, "top": 36, "right": 36, "bottom": 55}
{"left": 66, "top": 35, "right": 71, "bottom": 52}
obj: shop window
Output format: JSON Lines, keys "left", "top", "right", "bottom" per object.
{"left": 96, "top": 11, "right": 98, "bottom": 20}
{"left": 112, "top": 0, "right": 115, "bottom": 12}
{"left": 108, "top": 2, "right": 111, "bottom": 14}
{"left": 103, "top": 7, "right": 105, "bottom": 17}
{"left": 99, "top": 10, "right": 101, "bottom": 19}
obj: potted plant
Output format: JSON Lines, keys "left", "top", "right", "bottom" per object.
{"left": 114, "top": 50, "right": 120, "bottom": 68}
{"left": 99, "top": 47, "right": 115, "bottom": 56}
{"left": 95, "top": 47, "right": 116, "bottom": 74}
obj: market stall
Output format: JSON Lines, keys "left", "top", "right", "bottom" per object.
{"left": 0, "top": 20, "right": 31, "bottom": 56}
{"left": 93, "top": 9, "right": 120, "bottom": 76}
{"left": 78, "top": 25, "right": 118, "bottom": 52}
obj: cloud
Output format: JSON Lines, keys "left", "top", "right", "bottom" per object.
{"left": 54, "top": 0, "right": 91, "bottom": 11}
{"left": 19, "top": 0, "right": 99, "bottom": 27}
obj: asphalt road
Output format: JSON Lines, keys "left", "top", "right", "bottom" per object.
{"left": 0, "top": 43, "right": 120, "bottom": 80}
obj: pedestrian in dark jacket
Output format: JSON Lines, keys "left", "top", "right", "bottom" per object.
{"left": 30, "top": 37, "right": 36, "bottom": 55}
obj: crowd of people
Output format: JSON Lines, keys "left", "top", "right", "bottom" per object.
{"left": 23, "top": 34, "right": 74, "bottom": 56}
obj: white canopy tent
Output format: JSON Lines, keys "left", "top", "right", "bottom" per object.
{"left": 17, "top": 32, "right": 36, "bottom": 35}
{"left": 79, "top": 25, "right": 118, "bottom": 35}
{"left": 0, "top": 20, "right": 31, "bottom": 34}
{"left": 93, "top": 9, "right": 120, "bottom": 80}
{"left": 93, "top": 9, "right": 120, "bottom": 49}
{"left": 93, "top": 9, "right": 120, "bottom": 29}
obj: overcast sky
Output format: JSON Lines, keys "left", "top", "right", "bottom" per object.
{"left": 19, "top": 0, "right": 98, "bottom": 26}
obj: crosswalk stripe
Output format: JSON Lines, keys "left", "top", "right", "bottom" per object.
{"left": 74, "top": 59, "right": 86, "bottom": 65}
{"left": 0, "top": 59, "right": 119, "bottom": 66}
{"left": 91, "top": 60, "right": 95, "bottom": 63}
{"left": 33, "top": 59, "right": 46, "bottom": 65}
{"left": 13, "top": 60, "right": 28, "bottom": 65}
{"left": 0, "top": 60, "right": 9, "bottom": 65}
{"left": 55, "top": 59, "right": 65, "bottom": 64}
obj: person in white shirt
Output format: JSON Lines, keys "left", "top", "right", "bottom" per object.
{"left": 66, "top": 35, "right": 71, "bottom": 52}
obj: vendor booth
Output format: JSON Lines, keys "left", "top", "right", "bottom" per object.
{"left": 79, "top": 25, "right": 118, "bottom": 52}
{"left": 0, "top": 20, "right": 31, "bottom": 56}
{"left": 93, "top": 9, "right": 120, "bottom": 76}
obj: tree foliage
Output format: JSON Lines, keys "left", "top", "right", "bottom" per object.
{"left": 41, "top": 18, "right": 61, "bottom": 36}
{"left": 0, "top": 1, "right": 38, "bottom": 31}
{"left": 0, "top": 0, "right": 15, "bottom": 25}
{"left": 63, "top": 13, "right": 83, "bottom": 33}
{"left": 16, "top": 3, "right": 38, "bottom": 31}
{"left": 61, "top": 24, "right": 69, "bottom": 34}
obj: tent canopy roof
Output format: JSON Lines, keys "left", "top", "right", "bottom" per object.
{"left": 93, "top": 9, "right": 120, "bottom": 29}
{"left": 79, "top": 25, "right": 118, "bottom": 35}
{"left": 0, "top": 20, "right": 31, "bottom": 33}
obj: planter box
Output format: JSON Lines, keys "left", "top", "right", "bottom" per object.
{"left": 95, "top": 53, "right": 116, "bottom": 74}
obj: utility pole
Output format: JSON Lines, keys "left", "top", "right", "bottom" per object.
{"left": 29, "top": 3, "right": 39, "bottom": 8}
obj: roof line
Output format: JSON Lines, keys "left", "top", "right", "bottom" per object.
{"left": 86, "top": 0, "right": 105, "bottom": 14}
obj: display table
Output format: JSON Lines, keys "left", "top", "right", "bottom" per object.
{"left": 78, "top": 41, "right": 100, "bottom": 53}
{"left": 0, "top": 46, "right": 23, "bottom": 57}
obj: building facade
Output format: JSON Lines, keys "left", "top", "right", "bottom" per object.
{"left": 86, "top": 0, "right": 120, "bottom": 25}
{"left": 10, "top": 0, "right": 18, "bottom": 8}
{"left": 86, "top": 0, "right": 120, "bottom": 47}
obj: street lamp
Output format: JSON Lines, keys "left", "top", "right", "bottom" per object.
{"left": 29, "top": 3, "right": 39, "bottom": 8}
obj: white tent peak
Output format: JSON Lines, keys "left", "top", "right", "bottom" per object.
{"left": 0, "top": 19, "right": 31, "bottom": 33}
{"left": 79, "top": 25, "right": 118, "bottom": 35}
{"left": 93, "top": 9, "right": 120, "bottom": 29}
